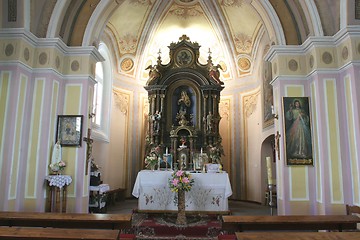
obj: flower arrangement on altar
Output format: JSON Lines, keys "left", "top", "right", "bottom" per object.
{"left": 169, "top": 170, "right": 194, "bottom": 192}
{"left": 145, "top": 155, "right": 158, "bottom": 170}
{"left": 208, "top": 139, "right": 225, "bottom": 164}
{"left": 49, "top": 160, "right": 66, "bottom": 174}
{"left": 144, "top": 145, "right": 162, "bottom": 170}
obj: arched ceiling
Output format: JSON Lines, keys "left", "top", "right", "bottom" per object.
{"left": 33, "top": 0, "right": 340, "bottom": 85}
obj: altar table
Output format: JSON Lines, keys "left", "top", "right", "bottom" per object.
{"left": 132, "top": 170, "right": 232, "bottom": 211}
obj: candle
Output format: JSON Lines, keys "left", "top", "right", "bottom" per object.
{"left": 201, "top": 148, "right": 203, "bottom": 155}
{"left": 166, "top": 147, "right": 168, "bottom": 155}
{"left": 271, "top": 105, "right": 275, "bottom": 115}
{"left": 266, "top": 156, "right": 273, "bottom": 184}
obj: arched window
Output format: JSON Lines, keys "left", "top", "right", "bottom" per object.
{"left": 92, "top": 42, "right": 112, "bottom": 141}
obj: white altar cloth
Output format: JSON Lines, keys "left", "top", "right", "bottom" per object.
{"left": 132, "top": 170, "right": 232, "bottom": 211}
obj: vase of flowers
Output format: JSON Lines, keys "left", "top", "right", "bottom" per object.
{"left": 169, "top": 170, "right": 194, "bottom": 225}
{"left": 145, "top": 155, "right": 157, "bottom": 171}
{"left": 49, "top": 160, "right": 66, "bottom": 174}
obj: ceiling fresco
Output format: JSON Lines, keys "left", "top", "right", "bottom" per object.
{"left": 105, "top": 0, "right": 265, "bottom": 82}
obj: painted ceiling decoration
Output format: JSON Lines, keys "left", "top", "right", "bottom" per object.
{"left": 44, "top": 0, "right": 339, "bottom": 85}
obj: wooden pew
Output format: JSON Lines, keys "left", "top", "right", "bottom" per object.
{"left": 222, "top": 215, "right": 360, "bottom": 232}
{"left": 0, "top": 212, "right": 132, "bottom": 230}
{"left": 235, "top": 232, "right": 360, "bottom": 240}
{"left": 0, "top": 226, "right": 120, "bottom": 239}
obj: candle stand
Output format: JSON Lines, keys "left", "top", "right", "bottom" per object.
{"left": 268, "top": 183, "right": 276, "bottom": 216}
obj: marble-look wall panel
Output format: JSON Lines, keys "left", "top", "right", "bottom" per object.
{"left": 62, "top": 84, "right": 82, "bottom": 200}
{"left": 25, "top": 78, "right": 45, "bottom": 199}
{"left": 310, "top": 80, "right": 322, "bottom": 204}
{"left": 324, "top": 79, "right": 343, "bottom": 204}
{"left": 9, "top": 74, "right": 27, "bottom": 201}
{"left": 344, "top": 76, "right": 360, "bottom": 204}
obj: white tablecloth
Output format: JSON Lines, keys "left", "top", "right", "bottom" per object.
{"left": 132, "top": 170, "right": 232, "bottom": 211}
{"left": 45, "top": 175, "right": 72, "bottom": 189}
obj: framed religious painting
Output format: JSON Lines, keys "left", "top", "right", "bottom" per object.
{"left": 282, "top": 97, "right": 313, "bottom": 165}
{"left": 263, "top": 61, "right": 274, "bottom": 128}
{"left": 56, "top": 115, "right": 83, "bottom": 147}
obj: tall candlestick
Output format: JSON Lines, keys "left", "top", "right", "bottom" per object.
{"left": 266, "top": 156, "right": 273, "bottom": 184}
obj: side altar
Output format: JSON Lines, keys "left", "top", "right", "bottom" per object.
{"left": 132, "top": 170, "right": 232, "bottom": 212}
{"left": 144, "top": 35, "right": 225, "bottom": 170}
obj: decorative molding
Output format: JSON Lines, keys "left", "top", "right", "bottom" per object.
{"left": 113, "top": 91, "right": 129, "bottom": 115}
{"left": 243, "top": 91, "right": 260, "bottom": 118}
{"left": 219, "top": 99, "right": 230, "bottom": 121}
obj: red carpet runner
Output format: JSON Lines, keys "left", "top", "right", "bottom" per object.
{"left": 130, "top": 212, "right": 227, "bottom": 240}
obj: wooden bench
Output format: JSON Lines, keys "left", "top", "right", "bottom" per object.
{"left": 0, "top": 212, "right": 132, "bottom": 230}
{"left": 0, "top": 226, "right": 120, "bottom": 240}
{"left": 222, "top": 215, "right": 360, "bottom": 232}
{"left": 106, "top": 188, "right": 126, "bottom": 205}
{"left": 235, "top": 232, "right": 360, "bottom": 240}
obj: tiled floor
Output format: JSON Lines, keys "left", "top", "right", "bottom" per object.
{"left": 107, "top": 198, "right": 277, "bottom": 216}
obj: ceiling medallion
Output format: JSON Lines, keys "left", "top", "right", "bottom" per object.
{"left": 39, "top": 52, "right": 47, "bottom": 65}
{"left": 238, "top": 57, "right": 251, "bottom": 72}
{"left": 309, "top": 55, "right": 314, "bottom": 69}
{"left": 5, "top": 44, "right": 14, "bottom": 57}
{"left": 322, "top": 51, "right": 333, "bottom": 64}
{"left": 71, "top": 60, "right": 80, "bottom": 71}
{"left": 55, "top": 56, "right": 60, "bottom": 69}
{"left": 342, "top": 46, "right": 348, "bottom": 60}
{"left": 121, "top": 58, "right": 134, "bottom": 72}
{"left": 24, "top": 48, "right": 30, "bottom": 61}
{"left": 288, "top": 59, "right": 298, "bottom": 72}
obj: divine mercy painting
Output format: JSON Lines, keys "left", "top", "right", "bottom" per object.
{"left": 283, "top": 97, "right": 313, "bottom": 165}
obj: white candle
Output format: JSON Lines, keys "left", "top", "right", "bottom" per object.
{"left": 201, "top": 148, "right": 203, "bottom": 155}
{"left": 271, "top": 105, "right": 275, "bottom": 115}
{"left": 166, "top": 147, "right": 168, "bottom": 155}
{"left": 266, "top": 156, "right": 273, "bottom": 184}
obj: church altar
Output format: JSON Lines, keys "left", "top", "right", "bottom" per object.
{"left": 132, "top": 170, "right": 232, "bottom": 212}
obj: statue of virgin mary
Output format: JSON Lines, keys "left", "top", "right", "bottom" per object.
{"left": 50, "top": 141, "right": 62, "bottom": 170}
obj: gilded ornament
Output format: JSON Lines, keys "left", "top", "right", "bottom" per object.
{"left": 121, "top": 58, "right": 134, "bottom": 72}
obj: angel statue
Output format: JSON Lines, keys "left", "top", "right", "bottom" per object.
{"left": 145, "top": 64, "right": 160, "bottom": 85}
{"left": 208, "top": 63, "right": 224, "bottom": 85}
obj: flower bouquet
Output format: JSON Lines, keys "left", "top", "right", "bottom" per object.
{"left": 169, "top": 170, "right": 194, "bottom": 225}
{"left": 145, "top": 155, "right": 157, "bottom": 171}
{"left": 169, "top": 170, "right": 194, "bottom": 192}
{"left": 49, "top": 160, "right": 66, "bottom": 174}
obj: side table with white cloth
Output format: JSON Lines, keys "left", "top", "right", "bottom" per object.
{"left": 45, "top": 175, "right": 72, "bottom": 213}
{"left": 89, "top": 183, "right": 110, "bottom": 213}
{"left": 132, "top": 170, "right": 232, "bottom": 212}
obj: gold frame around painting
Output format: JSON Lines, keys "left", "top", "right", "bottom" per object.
{"left": 282, "top": 97, "right": 313, "bottom": 166}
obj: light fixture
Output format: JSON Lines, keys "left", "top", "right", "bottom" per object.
{"left": 271, "top": 105, "right": 278, "bottom": 119}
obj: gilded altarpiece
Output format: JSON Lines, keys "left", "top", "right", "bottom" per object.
{"left": 144, "top": 35, "right": 225, "bottom": 170}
